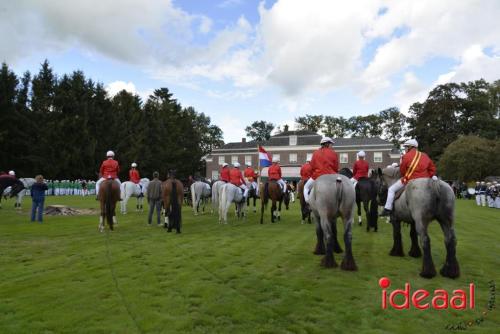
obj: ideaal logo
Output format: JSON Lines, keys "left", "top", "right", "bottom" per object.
{"left": 378, "top": 278, "right": 496, "bottom": 330}
{"left": 379, "top": 277, "right": 475, "bottom": 310}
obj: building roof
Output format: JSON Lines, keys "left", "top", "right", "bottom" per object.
{"left": 213, "top": 133, "right": 393, "bottom": 152}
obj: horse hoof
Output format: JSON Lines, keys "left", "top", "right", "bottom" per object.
{"left": 341, "top": 257, "right": 358, "bottom": 271}
{"left": 419, "top": 269, "right": 437, "bottom": 279}
{"left": 320, "top": 256, "right": 337, "bottom": 268}
{"left": 408, "top": 248, "right": 422, "bottom": 258}
{"left": 440, "top": 263, "right": 460, "bottom": 279}
{"left": 389, "top": 248, "right": 404, "bottom": 257}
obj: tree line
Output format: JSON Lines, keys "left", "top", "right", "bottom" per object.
{"left": 245, "top": 79, "right": 500, "bottom": 181}
{"left": 0, "top": 60, "right": 223, "bottom": 180}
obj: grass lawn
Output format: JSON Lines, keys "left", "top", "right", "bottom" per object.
{"left": 0, "top": 196, "right": 498, "bottom": 333}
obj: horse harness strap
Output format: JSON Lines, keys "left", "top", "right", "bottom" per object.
{"left": 403, "top": 151, "right": 422, "bottom": 183}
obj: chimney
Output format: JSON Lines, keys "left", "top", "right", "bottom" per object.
{"left": 242, "top": 138, "right": 246, "bottom": 143}
{"left": 284, "top": 124, "right": 289, "bottom": 132}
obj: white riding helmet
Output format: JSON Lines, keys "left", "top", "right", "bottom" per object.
{"left": 8, "top": 170, "right": 15, "bottom": 176}
{"left": 272, "top": 157, "right": 280, "bottom": 163}
{"left": 403, "top": 139, "right": 418, "bottom": 148}
{"left": 245, "top": 162, "right": 252, "bottom": 167}
{"left": 357, "top": 150, "right": 366, "bottom": 157}
{"left": 106, "top": 150, "right": 115, "bottom": 157}
{"left": 233, "top": 162, "right": 240, "bottom": 168}
{"left": 222, "top": 162, "right": 228, "bottom": 167}
{"left": 131, "top": 162, "right": 137, "bottom": 168}
{"left": 320, "top": 137, "right": 334, "bottom": 145}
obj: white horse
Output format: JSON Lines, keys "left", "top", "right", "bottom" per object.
{"left": 211, "top": 180, "right": 226, "bottom": 214}
{"left": 120, "top": 178, "right": 149, "bottom": 214}
{"left": 2, "top": 178, "right": 36, "bottom": 208}
{"left": 218, "top": 183, "right": 246, "bottom": 224}
{"left": 190, "top": 181, "right": 211, "bottom": 215}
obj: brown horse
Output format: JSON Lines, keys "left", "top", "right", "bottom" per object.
{"left": 98, "top": 179, "right": 121, "bottom": 232}
{"left": 260, "top": 180, "right": 283, "bottom": 224}
{"left": 297, "top": 179, "right": 311, "bottom": 224}
{"left": 162, "top": 178, "right": 184, "bottom": 233}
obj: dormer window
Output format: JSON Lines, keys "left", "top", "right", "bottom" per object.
{"left": 289, "top": 135, "right": 297, "bottom": 146}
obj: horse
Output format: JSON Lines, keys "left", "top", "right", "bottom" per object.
{"left": 355, "top": 176, "right": 379, "bottom": 232}
{"left": 162, "top": 178, "right": 183, "bottom": 233}
{"left": 309, "top": 174, "right": 357, "bottom": 270}
{"left": 0, "top": 176, "right": 25, "bottom": 208}
{"left": 376, "top": 166, "right": 460, "bottom": 279}
{"left": 297, "top": 179, "right": 311, "bottom": 224}
{"left": 190, "top": 181, "right": 211, "bottom": 215}
{"left": 245, "top": 181, "right": 259, "bottom": 213}
{"left": 260, "top": 180, "right": 283, "bottom": 224}
{"left": 211, "top": 180, "right": 226, "bottom": 214}
{"left": 283, "top": 183, "right": 294, "bottom": 210}
{"left": 219, "top": 183, "right": 246, "bottom": 224}
{"left": 98, "top": 179, "right": 121, "bottom": 232}
{"left": 120, "top": 178, "right": 150, "bottom": 214}
{"left": 13, "top": 178, "right": 36, "bottom": 208}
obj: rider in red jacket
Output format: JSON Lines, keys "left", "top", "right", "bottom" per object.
{"left": 96, "top": 150, "right": 121, "bottom": 198}
{"left": 129, "top": 163, "right": 140, "bottom": 184}
{"left": 300, "top": 160, "right": 312, "bottom": 181}
{"left": 219, "top": 163, "right": 230, "bottom": 182}
{"left": 244, "top": 163, "right": 258, "bottom": 195}
{"left": 230, "top": 162, "right": 248, "bottom": 197}
{"left": 351, "top": 150, "right": 369, "bottom": 187}
{"left": 380, "top": 139, "right": 437, "bottom": 216}
{"left": 304, "top": 137, "right": 338, "bottom": 203}
{"left": 268, "top": 158, "right": 286, "bottom": 192}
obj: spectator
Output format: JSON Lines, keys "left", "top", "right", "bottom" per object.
{"left": 146, "top": 171, "right": 163, "bottom": 226}
{"left": 31, "top": 175, "right": 48, "bottom": 223}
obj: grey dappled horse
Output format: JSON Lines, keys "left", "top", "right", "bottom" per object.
{"left": 190, "top": 181, "right": 211, "bottom": 215}
{"left": 219, "top": 182, "right": 246, "bottom": 224}
{"left": 377, "top": 166, "right": 460, "bottom": 279}
{"left": 309, "top": 174, "right": 357, "bottom": 270}
{"left": 211, "top": 180, "right": 225, "bottom": 214}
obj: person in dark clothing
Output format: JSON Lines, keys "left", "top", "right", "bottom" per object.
{"left": 31, "top": 175, "right": 48, "bottom": 223}
{"left": 146, "top": 171, "right": 163, "bottom": 226}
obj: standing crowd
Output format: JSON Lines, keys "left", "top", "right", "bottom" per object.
{"left": 474, "top": 181, "right": 500, "bottom": 209}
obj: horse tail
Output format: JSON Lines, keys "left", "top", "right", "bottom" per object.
{"left": 190, "top": 183, "right": 197, "bottom": 210}
{"left": 171, "top": 180, "right": 181, "bottom": 229}
{"left": 336, "top": 177, "right": 343, "bottom": 209}
{"left": 220, "top": 183, "right": 228, "bottom": 213}
{"left": 262, "top": 181, "right": 269, "bottom": 208}
{"left": 120, "top": 182, "right": 125, "bottom": 200}
{"left": 106, "top": 181, "right": 113, "bottom": 228}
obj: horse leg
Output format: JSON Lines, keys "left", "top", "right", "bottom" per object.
{"left": 277, "top": 200, "right": 282, "bottom": 221}
{"left": 253, "top": 197, "right": 256, "bottom": 213}
{"left": 313, "top": 213, "right": 325, "bottom": 255}
{"left": 363, "top": 200, "right": 370, "bottom": 231}
{"left": 418, "top": 221, "right": 437, "bottom": 279}
{"left": 270, "top": 200, "right": 276, "bottom": 223}
{"left": 408, "top": 222, "right": 422, "bottom": 258}
{"left": 320, "top": 214, "right": 337, "bottom": 268}
{"left": 357, "top": 200, "right": 362, "bottom": 225}
{"left": 340, "top": 215, "right": 358, "bottom": 271}
{"left": 389, "top": 218, "right": 404, "bottom": 256}
{"left": 99, "top": 215, "right": 104, "bottom": 232}
{"left": 438, "top": 220, "right": 460, "bottom": 278}
{"left": 332, "top": 218, "right": 343, "bottom": 254}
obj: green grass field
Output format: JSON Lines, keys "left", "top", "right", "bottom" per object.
{"left": 0, "top": 196, "right": 498, "bottom": 333}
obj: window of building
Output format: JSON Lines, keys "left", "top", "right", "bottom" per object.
{"left": 245, "top": 155, "right": 252, "bottom": 166}
{"left": 374, "top": 152, "right": 383, "bottom": 163}
{"left": 340, "top": 153, "right": 349, "bottom": 164}
{"left": 306, "top": 153, "right": 313, "bottom": 162}
{"left": 289, "top": 153, "right": 297, "bottom": 163}
{"left": 289, "top": 135, "right": 297, "bottom": 146}
{"left": 218, "top": 156, "right": 225, "bottom": 165}
{"left": 212, "top": 170, "right": 219, "bottom": 180}
{"left": 272, "top": 154, "right": 280, "bottom": 162}
{"left": 231, "top": 155, "right": 239, "bottom": 164}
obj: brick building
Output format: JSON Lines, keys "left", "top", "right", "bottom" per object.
{"left": 204, "top": 130, "right": 400, "bottom": 181}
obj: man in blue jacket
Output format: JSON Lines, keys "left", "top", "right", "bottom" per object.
{"left": 31, "top": 175, "right": 49, "bottom": 223}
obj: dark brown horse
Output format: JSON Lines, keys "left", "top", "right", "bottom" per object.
{"left": 98, "top": 179, "right": 120, "bottom": 232}
{"left": 297, "top": 179, "right": 311, "bottom": 224}
{"left": 260, "top": 180, "right": 283, "bottom": 224}
{"left": 162, "top": 178, "right": 184, "bottom": 233}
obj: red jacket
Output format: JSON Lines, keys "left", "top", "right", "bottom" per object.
{"left": 220, "top": 167, "right": 230, "bottom": 182}
{"left": 310, "top": 147, "right": 339, "bottom": 180}
{"left": 100, "top": 159, "right": 120, "bottom": 179}
{"left": 268, "top": 164, "right": 282, "bottom": 180}
{"left": 129, "top": 169, "right": 140, "bottom": 184}
{"left": 229, "top": 168, "right": 245, "bottom": 186}
{"left": 400, "top": 148, "right": 436, "bottom": 184}
{"left": 352, "top": 159, "right": 369, "bottom": 180}
{"left": 300, "top": 163, "right": 312, "bottom": 181}
{"left": 244, "top": 167, "right": 256, "bottom": 181}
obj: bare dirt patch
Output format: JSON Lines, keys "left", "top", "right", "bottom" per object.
{"left": 44, "top": 205, "right": 98, "bottom": 216}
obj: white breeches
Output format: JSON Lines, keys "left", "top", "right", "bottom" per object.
{"left": 304, "top": 178, "right": 314, "bottom": 203}
{"left": 384, "top": 179, "right": 404, "bottom": 210}
{"left": 238, "top": 184, "right": 248, "bottom": 198}
{"left": 96, "top": 177, "right": 121, "bottom": 195}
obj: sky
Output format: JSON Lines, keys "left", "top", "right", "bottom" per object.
{"left": 2, "top": 0, "right": 500, "bottom": 143}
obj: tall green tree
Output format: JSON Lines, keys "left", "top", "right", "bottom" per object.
{"left": 295, "top": 114, "right": 323, "bottom": 132}
{"left": 379, "top": 107, "right": 407, "bottom": 146}
{"left": 245, "top": 120, "right": 274, "bottom": 142}
{"left": 322, "top": 116, "right": 349, "bottom": 138}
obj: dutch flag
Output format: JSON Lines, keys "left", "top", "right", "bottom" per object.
{"left": 259, "top": 145, "right": 272, "bottom": 167}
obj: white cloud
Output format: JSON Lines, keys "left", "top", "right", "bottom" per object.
{"left": 218, "top": 0, "right": 244, "bottom": 9}
{"left": 105, "top": 81, "right": 137, "bottom": 97}
{"left": 394, "top": 72, "right": 427, "bottom": 114}
{"left": 216, "top": 115, "right": 246, "bottom": 143}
